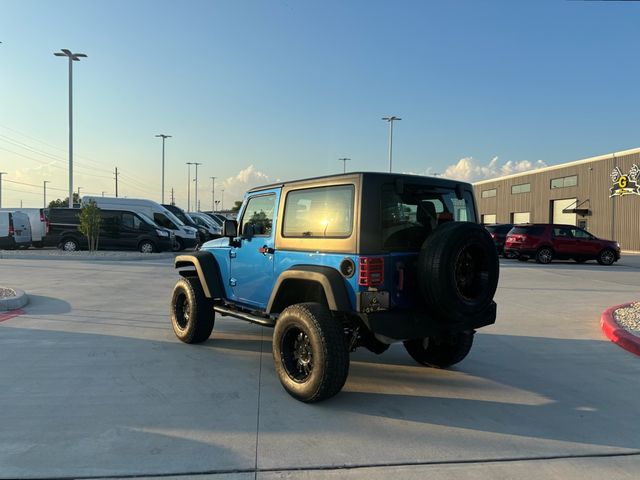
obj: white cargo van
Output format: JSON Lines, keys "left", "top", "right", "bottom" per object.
{"left": 82, "top": 196, "right": 198, "bottom": 250}
{"left": 0, "top": 208, "right": 48, "bottom": 247}
{"left": 0, "top": 211, "right": 32, "bottom": 249}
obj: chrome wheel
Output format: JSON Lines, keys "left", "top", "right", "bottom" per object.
{"left": 63, "top": 239, "right": 78, "bottom": 252}
{"left": 599, "top": 250, "right": 615, "bottom": 265}
{"left": 536, "top": 248, "right": 553, "bottom": 264}
{"left": 140, "top": 242, "right": 154, "bottom": 253}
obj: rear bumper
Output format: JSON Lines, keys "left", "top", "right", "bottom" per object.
{"left": 359, "top": 301, "right": 497, "bottom": 341}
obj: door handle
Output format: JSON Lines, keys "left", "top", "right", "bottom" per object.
{"left": 258, "top": 246, "right": 274, "bottom": 255}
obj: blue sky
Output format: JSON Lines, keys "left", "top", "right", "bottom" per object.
{"left": 1, "top": 0, "right": 639, "bottom": 208}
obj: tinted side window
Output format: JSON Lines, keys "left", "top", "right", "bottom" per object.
{"left": 122, "top": 213, "right": 142, "bottom": 230}
{"left": 154, "top": 213, "right": 174, "bottom": 229}
{"left": 241, "top": 194, "right": 276, "bottom": 236}
{"left": 553, "top": 227, "right": 572, "bottom": 237}
{"left": 283, "top": 185, "right": 354, "bottom": 238}
{"left": 571, "top": 228, "right": 591, "bottom": 239}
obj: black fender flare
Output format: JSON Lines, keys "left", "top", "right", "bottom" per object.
{"left": 266, "top": 265, "right": 351, "bottom": 314}
{"left": 174, "top": 251, "right": 224, "bottom": 299}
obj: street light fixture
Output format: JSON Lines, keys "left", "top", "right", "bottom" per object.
{"left": 43, "top": 180, "right": 50, "bottom": 208}
{"left": 338, "top": 158, "right": 351, "bottom": 173}
{"left": 155, "top": 134, "right": 172, "bottom": 203}
{"left": 192, "top": 162, "right": 202, "bottom": 211}
{"left": 0, "top": 172, "right": 7, "bottom": 208}
{"left": 186, "top": 162, "right": 194, "bottom": 211}
{"left": 54, "top": 49, "right": 87, "bottom": 208}
{"left": 382, "top": 116, "right": 401, "bottom": 173}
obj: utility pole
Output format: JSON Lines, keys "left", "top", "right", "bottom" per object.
{"left": 0, "top": 172, "right": 6, "bottom": 208}
{"left": 210, "top": 176, "right": 216, "bottom": 212}
{"left": 54, "top": 49, "right": 87, "bottom": 208}
{"left": 101, "top": 191, "right": 106, "bottom": 197}
{"left": 192, "top": 162, "right": 202, "bottom": 211}
{"left": 43, "top": 180, "right": 50, "bottom": 208}
{"left": 382, "top": 116, "right": 401, "bottom": 173}
{"left": 114, "top": 167, "right": 120, "bottom": 198}
{"left": 221, "top": 189, "right": 225, "bottom": 210}
{"left": 338, "top": 157, "right": 351, "bottom": 173}
{"left": 77, "top": 186, "right": 82, "bottom": 200}
{"left": 171, "top": 188, "right": 175, "bottom": 205}
{"left": 186, "top": 162, "right": 194, "bottom": 211}
{"left": 155, "top": 134, "right": 171, "bottom": 203}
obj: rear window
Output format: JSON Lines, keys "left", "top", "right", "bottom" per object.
{"left": 510, "top": 226, "right": 544, "bottom": 235}
{"left": 282, "top": 185, "right": 354, "bottom": 238}
{"left": 381, "top": 184, "right": 477, "bottom": 250}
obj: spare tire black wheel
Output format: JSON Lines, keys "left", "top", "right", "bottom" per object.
{"left": 404, "top": 330, "right": 474, "bottom": 368}
{"left": 418, "top": 222, "right": 499, "bottom": 323}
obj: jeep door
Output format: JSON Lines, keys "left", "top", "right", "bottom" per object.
{"left": 229, "top": 189, "right": 280, "bottom": 308}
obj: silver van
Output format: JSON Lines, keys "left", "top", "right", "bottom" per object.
{"left": 0, "top": 211, "right": 32, "bottom": 249}
{"left": 0, "top": 208, "right": 48, "bottom": 248}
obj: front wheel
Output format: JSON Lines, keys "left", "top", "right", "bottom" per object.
{"left": 272, "top": 303, "right": 349, "bottom": 403}
{"left": 170, "top": 276, "right": 214, "bottom": 343}
{"left": 403, "top": 331, "right": 474, "bottom": 368}
{"left": 172, "top": 238, "right": 185, "bottom": 252}
{"left": 139, "top": 240, "right": 155, "bottom": 253}
{"left": 597, "top": 249, "right": 616, "bottom": 266}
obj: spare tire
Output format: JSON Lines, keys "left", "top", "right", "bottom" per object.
{"left": 418, "top": 221, "right": 499, "bottom": 323}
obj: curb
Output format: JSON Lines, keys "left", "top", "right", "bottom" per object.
{"left": 0, "top": 289, "right": 29, "bottom": 312}
{"left": 600, "top": 303, "right": 640, "bottom": 356}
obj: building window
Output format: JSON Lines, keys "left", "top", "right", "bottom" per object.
{"left": 511, "top": 183, "right": 531, "bottom": 194}
{"left": 551, "top": 175, "right": 577, "bottom": 189}
{"left": 482, "top": 214, "right": 497, "bottom": 224}
{"left": 481, "top": 188, "right": 496, "bottom": 198}
{"left": 511, "top": 212, "right": 530, "bottom": 224}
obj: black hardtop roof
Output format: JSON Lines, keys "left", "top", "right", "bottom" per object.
{"left": 247, "top": 171, "right": 471, "bottom": 193}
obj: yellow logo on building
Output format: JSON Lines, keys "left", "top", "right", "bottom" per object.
{"left": 610, "top": 164, "right": 640, "bottom": 197}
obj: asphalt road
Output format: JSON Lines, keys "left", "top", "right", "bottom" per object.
{"left": 1, "top": 254, "right": 639, "bottom": 479}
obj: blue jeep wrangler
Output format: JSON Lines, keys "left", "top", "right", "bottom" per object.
{"left": 170, "top": 172, "right": 499, "bottom": 402}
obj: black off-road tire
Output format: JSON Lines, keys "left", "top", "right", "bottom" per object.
{"left": 418, "top": 222, "right": 499, "bottom": 323}
{"left": 404, "top": 331, "right": 474, "bottom": 368}
{"left": 597, "top": 249, "right": 616, "bottom": 266}
{"left": 170, "top": 276, "right": 214, "bottom": 343}
{"left": 535, "top": 247, "right": 554, "bottom": 264}
{"left": 272, "top": 302, "right": 349, "bottom": 403}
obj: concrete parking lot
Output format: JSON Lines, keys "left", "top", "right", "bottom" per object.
{"left": 1, "top": 254, "right": 639, "bottom": 479}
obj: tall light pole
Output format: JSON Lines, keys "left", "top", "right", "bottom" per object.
{"left": 43, "top": 180, "right": 50, "bottom": 208}
{"left": 221, "top": 189, "right": 225, "bottom": 210}
{"left": 0, "top": 172, "right": 6, "bottom": 208}
{"left": 155, "top": 134, "right": 171, "bottom": 203}
{"left": 338, "top": 157, "right": 351, "bottom": 173}
{"left": 186, "top": 162, "right": 194, "bottom": 211}
{"left": 54, "top": 49, "right": 87, "bottom": 208}
{"left": 192, "top": 162, "right": 202, "bottom": 211}
{"left": 382, "top": 116, "right": 401, "bottom": 173}
{"left": 77, "top": 186, "right": 82, "bottom": 201}
{"left": 210, "top": 176, "right": 216, "bottom": 212}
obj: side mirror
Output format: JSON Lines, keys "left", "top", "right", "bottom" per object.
{"left": 222, "top": 219, "right": 238, "bottom": 238}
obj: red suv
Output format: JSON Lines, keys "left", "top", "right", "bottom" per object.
{"left": 504, "top": 224, "right": 621, "bottom": 265}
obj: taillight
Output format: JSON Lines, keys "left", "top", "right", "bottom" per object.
{"left": 40, "top": 210, "right": 50, "bottom": 234}
{"left": 8, "top": 216, "right": 14, "bottom": 236}
{"left": 359, "top": 257, "right": 384, "bottom": 287}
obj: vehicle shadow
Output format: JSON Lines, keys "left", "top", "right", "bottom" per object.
{"left": 328, "top": 332, "right": 640, "bottom": 450}
{"left": 21, "top": 294, "right": 72, "bottom": 315}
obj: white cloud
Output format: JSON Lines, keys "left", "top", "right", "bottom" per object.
{"left": 440, "top": 156, "right": 547, "bottom": 182}
{"left": 221, "top": 165, "right": 270, "bottom": 206}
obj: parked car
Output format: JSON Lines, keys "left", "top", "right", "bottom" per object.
{"left": 203, "top": 212, "right": 228, "bottom": 225}
{"left": 170, "top": 172, "right": 499, "bottom": 402}
{"left": 82, "top": 196, "right": 198, "bottom": 251}
{"left": 187, "top": 212, "right": 222, "bottom": 239}
{"left": 504, "top": 223, "right": 621, "bottom": 265}
{"left": 0, "top": 211, "right": 32, "bottom": 249}
{"left": 44, "top": 208, "right": 173, "bottom": 253}
{"left": 162, "top": 204, "right": 210, "bottom": 244}
{"left": 484, "top": 223, "right": 513, "bottom": 256}
{"left": 0, "top": 208, "right": 48, "bottom": 248}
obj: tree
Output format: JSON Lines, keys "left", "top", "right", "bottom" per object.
{"left": 48, "top": 193, "right": 80, "bottom": 209}
{"left": 231, "top": 200, "right": 243, "bottom": 213}
{"left": 78, "top": 200, "right": 102, "bottom": 252}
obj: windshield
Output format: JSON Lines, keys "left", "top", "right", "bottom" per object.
{"left": 163, "top": 209, "right": 185, "bottom": 227}
{"left": 381, "top": 184, "right": 476, "bottom": 251}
